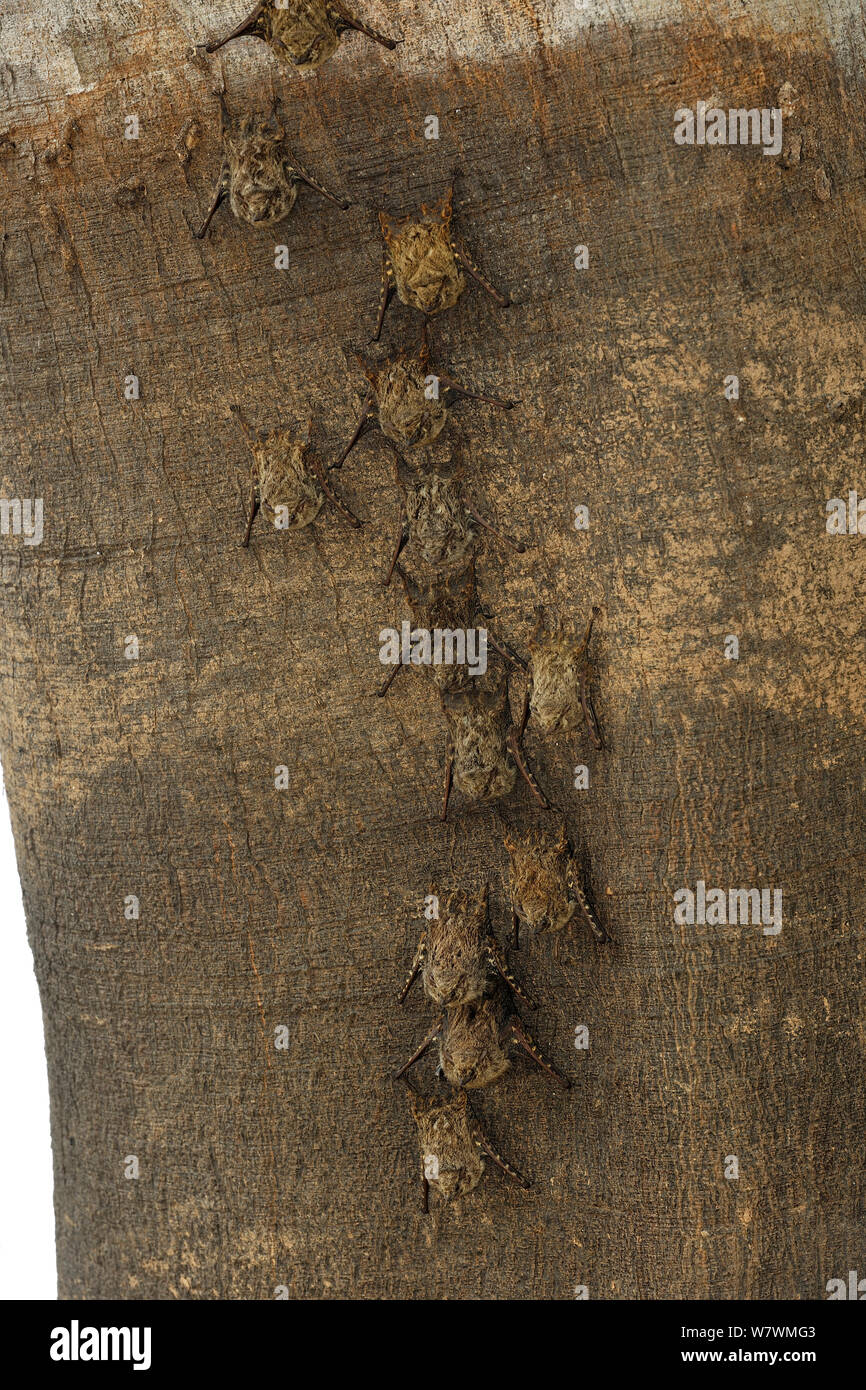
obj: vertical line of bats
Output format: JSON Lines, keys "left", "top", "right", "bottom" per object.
{"left": 191, "top": 1, "right": 613, "bottom": 1209}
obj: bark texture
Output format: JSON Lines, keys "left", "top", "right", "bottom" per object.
{"left": 0, "top": 0, "right": 864, "bottom": 1298}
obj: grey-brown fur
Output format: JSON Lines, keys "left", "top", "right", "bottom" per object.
{"left": 380, "top": 192, "right": 465, "bottom": 317}
{"left": 410, "top": 1091, "right": 486, "bottom": 1200}
{"left": 377, "top": 352, "right": 447, "bottom": 447}
{"left": 378, "top": 558, "right": 526, "bottom": 701}
{"left": 368, "top": 341, "right": 448, "bottom": 451}
{"left": 401, "top": 884, "right": 490, "bottom": 1008}
{"left": 504, "top": 822, "right": 610, "bottom": 944}
{"left": 396, "top": 558, "right": 476, "bottom": 631}
{"left": 396, "top": 997, "right": 570, "bottom": 1092}
{"left": 385, "top": 456, "right": 525, "bottom": 590}
{"left": 398, "top": 882, "right": 533, "bottom": 1009}
{"left": 442, "top": 669, "right": 518, "bottom": 806}
{"left": 440, "top": 663, "right": 551, "bottom": 817}
{"left": 373, "top": 179, "right": 511, "bottom": 338}
{"left": 505, "top": 823, "right": 575, "bottom": 935}
{"left": 387, "top": 560, "right": 478, "bottom": 697}
{"left": 195, "top": 93, "right": 348, "bottom": 239}
{"left": 407, "top": 1089, "right": 529, "bottom": 1207}
{"left": 246, "top": 427, "right": 324, "bottom": 529}
{"left": 332, "top": 331, "right": 517, "bottom": 468}
{"left": 206, "top": 1, "right": 398, "bottom": 74}
{"left": 232, "top": 408, "right": 360, "bottom": 544}
{"left": 439, "top": 1000, "right": 511, "bottom": 1089}
{"left": 401, "top": 471, "right": 477, "bottom": 574}
{"left": 528, "top": 606, "right": 603, "bottom": 746}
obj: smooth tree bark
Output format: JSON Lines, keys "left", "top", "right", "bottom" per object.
{"left": 0, "top": 0, "right": 864, "bottom": 1298}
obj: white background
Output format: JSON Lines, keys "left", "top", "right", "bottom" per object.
{"left": 0, "top": 772, "right": 56, "bottom": 1298}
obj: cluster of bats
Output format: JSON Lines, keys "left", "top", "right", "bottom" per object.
{"left": 397, "top": 843, "right": 610, "bottom": 1208}
{"left": 196, "top": 1, "right": 612, "bottom": 1209}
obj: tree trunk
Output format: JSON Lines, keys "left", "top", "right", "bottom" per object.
{"left": 1, "top": 0, "right": 864, "bottom": 1299}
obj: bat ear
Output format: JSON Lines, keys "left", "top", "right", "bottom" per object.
{"left": 393, "top": 449, "right": 411, "bottom": 484}
{"left": 403, "top": 1074, "right": 423, "bottom": 1107}
{"left": 440, "top": 176, "right": 456, "bottom": 222}
{"left": 478, "top": 662, "right": 506, "bottom": 708}
{"left": 575, "top": 604, "right": 600, "bottom": 657}
{"left": 397, "top": 565, "right": 420, "bottom": 603}
{"left": 230, "top": 403, "right": 256, "bottom": 447}
{"left": 344, "top": 344, "right": 375, "bottom": 380}
{"left": 268, "top": 87, "right": 285, "bottom": 137}
{"left": 378, "top": 209, "right": 393, "bottom": 241}
{"left": 529, "top": 604, "right": 546, "bottom": 645}
{"left": 448, "top": 556, "right": 473, "bottom": 602}
{"left": 213, "top": 81, "right": 233, "bottom": 140}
